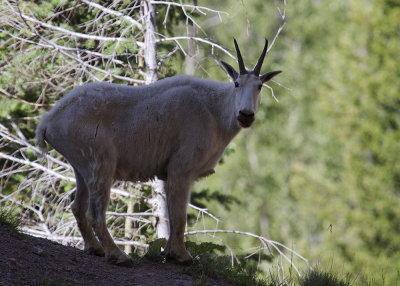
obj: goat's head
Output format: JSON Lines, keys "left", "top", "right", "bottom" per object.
{"left": 221, "top": 38, "right": 282, "bottom": 128}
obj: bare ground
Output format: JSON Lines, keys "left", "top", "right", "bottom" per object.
{"left": 0, "top": 224, "right": 230, "bottom": 286}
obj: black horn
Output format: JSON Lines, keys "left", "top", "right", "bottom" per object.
{"left": 253, "top": 38, "right": 268, "bottom": 76}
{"left": 234, "top": 38, "right": 246, "bottom": 74}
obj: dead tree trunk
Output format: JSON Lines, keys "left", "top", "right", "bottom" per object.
{"left": 142, "top": 0, "right": 169, "bottom": 239}
{"left": 124, "top": 200, "right": 134, "bottom": 253}
{"left": 143, "top": 0, "right": 158, "bottom": 84}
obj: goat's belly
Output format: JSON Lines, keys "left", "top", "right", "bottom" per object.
{"left": 115, "top": 168, "right": 167, "bottom": 182}
{"left": 114, "top": 156, "right": 168, "bottom": 182}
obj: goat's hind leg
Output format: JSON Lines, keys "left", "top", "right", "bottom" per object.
{"left": 71, "top": 168, "right": 104, "bottom": 257}
{"left": 86, "top": 174, "right": 133, "bottom": 267}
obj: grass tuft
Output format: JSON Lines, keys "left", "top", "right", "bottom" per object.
{"left": 0, "top": 209, "right": 21, "bottom": 233}
{"left": 299, "top": 269, "right": 352, "bottom": 286}
{"left": 184, "top": 241, "right": 274, "bottom": 286}
{"left": 185, "top": 253, "right": 275, "bottom": 286}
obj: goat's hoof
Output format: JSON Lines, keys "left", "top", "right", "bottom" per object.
{"left": 166, "top": 252, "right": 193, "bottom": 266}
{"left": 85, "top": 246, "right": 105, "bottom": 257}
{"left": 107, "top": 253, "right": 134, "bottom": 268}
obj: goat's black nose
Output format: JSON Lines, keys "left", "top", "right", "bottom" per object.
{"left": 237, "top": 109, "right": 255, "bottom": 128}
{"left": 239, "top": 110, "right": 255, "bottom": 118}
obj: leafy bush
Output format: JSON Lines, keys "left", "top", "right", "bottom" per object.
{"left": 0, "top": 209, "right": 20, "bottom": 233}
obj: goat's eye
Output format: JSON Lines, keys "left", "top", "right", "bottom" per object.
{"left": 258, "top": 84, "right": 263, "bottom": 90}
{"left": 234, "top": 82, "right": 239, "bottom": 88}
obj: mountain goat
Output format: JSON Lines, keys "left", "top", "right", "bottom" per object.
{"left": 36, "top": 38, "right": 281, "bottom": 266}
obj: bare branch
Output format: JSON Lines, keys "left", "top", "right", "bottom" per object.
{"left": 267, "top": 0, "right": 286, "bottom": 53}
{"left": 80, "top": 0, "right": 143, "bottom": 29}
{"left": 19, "top": 11, "right": 140, "bottom": 45}
{"left": 157, "top": 45, "right": 179, "bottom": 69}
{"left": 185, "top": 229, "right": 310, "bottom": 276}
{"left": 0, "top": 87, "right": 52, "bottom": 107}
{"left": 188, "top": 203, "right": 222, "bottom": 224}
{"left": 157, "top": 36, "right": 236, "bottom": 60}
{"left": 151, "top": 1, "right": 229, "bottom": 17}
{"left": 264, "top": 83, "right": 279, "bottom": 102}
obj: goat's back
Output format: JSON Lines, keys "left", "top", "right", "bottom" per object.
{"left": 37, "top": 76, "right": 228, "bottom": 182}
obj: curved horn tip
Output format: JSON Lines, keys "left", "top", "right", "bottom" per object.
{"left": 251, "top": 37, "right": 270, "bottom": 76}
{"left": 233, "top": 38, "right": 246, "bottom": 74}
{"left": 264, "top": 37, "right": 269, "bottom": 51}
{"left": 233, "top": 38, "right": 240, "bottom": 49}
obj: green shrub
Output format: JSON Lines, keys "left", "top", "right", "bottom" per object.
{"left": 0, "top": 209, "right": 20, "bottom": 233}
{"left": 299, "top": 269, "right": 352, "bottom": 286}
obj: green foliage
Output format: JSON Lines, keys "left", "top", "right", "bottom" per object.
{"left": 190, "top": 188, "right": 240, "bottom": 210}
{"left": 145, "top": 239, "right": 225, "bottom": 262}
{"left": 145, "top": 238, "right": 167, "bottom": 262}
{"left": 0, "top": 209, "right": 21, "bottom": 233}
{"left": 185, "top": 240, "right": 225, "bottom": 257}
{"left": 185, "top": 253, "right": 276, "bottom": 286}
{"left": 298, "top": 269, "right": 352, "bottom": 286}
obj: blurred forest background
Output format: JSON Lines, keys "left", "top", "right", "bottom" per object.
{"left": 0, "top": 0, "right": 399, "bottom": 284}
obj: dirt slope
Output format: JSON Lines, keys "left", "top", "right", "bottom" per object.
{"left": 0, "top": 224, "right": 228, "bottom": 286}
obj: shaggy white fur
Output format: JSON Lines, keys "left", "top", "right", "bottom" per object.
{"left": 36, "top": 40, "right": 281, "bottom": 266}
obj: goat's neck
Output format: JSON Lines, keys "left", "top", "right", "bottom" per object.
{"left": 202, "top": 82, "right": 241, "bottom": 142}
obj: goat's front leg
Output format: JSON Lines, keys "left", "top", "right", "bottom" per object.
{"left": 164, "top": 177, "right": 193, "bottom": 264}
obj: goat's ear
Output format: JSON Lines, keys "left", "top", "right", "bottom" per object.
{"left": 260, "top": 70, "right": 282, "bottom": 83}
{"left": 220, "top": 60, "right": 239, "bottom": 81}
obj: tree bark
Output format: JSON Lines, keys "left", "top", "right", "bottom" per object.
{"left": 150, "top": 179, "right": 170, "bottom": 239}
{"left": 124, "top": 200, "right": 134, "bottom": 253}
{"left": 184, "top": 25, "right": 196, "bottom": 76}
{"left": 143, "top": 0, "right": 158, "bottom": 84}
{"left": 142, "top": 0, "right": 169, "bottom": 239}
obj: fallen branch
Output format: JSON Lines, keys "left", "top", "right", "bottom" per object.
{"left": 185, "top": 229, "right": 309, "bottom": 275}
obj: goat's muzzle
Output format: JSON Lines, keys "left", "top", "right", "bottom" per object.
{"left": 237, "top": 110, "right": 255, "bottom": 128}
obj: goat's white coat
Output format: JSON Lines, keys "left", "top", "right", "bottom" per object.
{"left": 38, "top": 75, "right": 241, "bottom": 182}
{"left": 36, "top": 40, "right": 281, "bottom": 265}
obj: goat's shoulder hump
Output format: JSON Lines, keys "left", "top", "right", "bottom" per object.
{"left": 156, "top": 74, "right": 220, "bottom": 89}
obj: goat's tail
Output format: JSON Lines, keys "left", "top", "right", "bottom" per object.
{"left": 35, "top": 117, "right": 48, "bottom": 154}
